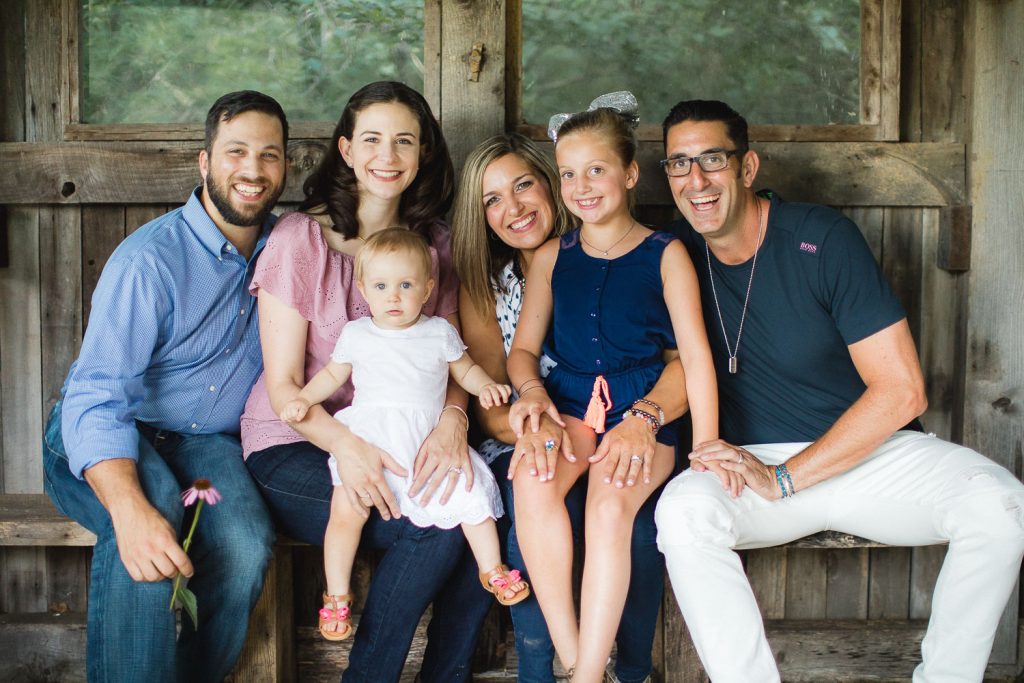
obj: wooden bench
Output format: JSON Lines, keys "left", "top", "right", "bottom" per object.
{"left": 3, "top": 493, "right": 1021, "bottom": 682}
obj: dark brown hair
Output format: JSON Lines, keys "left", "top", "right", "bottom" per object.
{"left": 300, "top": 82, "right": 454, "bottom": 240}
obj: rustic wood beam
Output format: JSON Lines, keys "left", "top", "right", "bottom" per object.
{"left": 0, "top": 141, "right": 965, "bottom": 208}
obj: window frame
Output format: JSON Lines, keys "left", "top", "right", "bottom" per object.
{"left": 508, "top": 0, "right": 900, "bottom": 143}
{"left": 59, "top": 0, "right": 441, "bottom": 141}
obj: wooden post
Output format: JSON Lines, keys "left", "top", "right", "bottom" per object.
{"left": 964, "top": 0, "right": 1024, "bottom": 667}
{"left": 438, "top": 0, "right": 508, "bottom": 176}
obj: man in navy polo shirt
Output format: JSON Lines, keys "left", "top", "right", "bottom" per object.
{"left": 655, "top": 99, "right": 1024, "bottom": 683}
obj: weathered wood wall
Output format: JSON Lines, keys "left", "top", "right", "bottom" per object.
{"left": 1, "top": 0, "right": 1020, "bottom": 681}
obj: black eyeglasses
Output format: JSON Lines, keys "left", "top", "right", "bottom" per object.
{"left": 659, "top": 149, "right": 741, "bottom": 177}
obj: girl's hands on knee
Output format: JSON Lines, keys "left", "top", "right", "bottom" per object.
{"left": 479, "top": 383, "right": 513, "bottom": 409}
{"left": 409, "top": 408, "right": 473, "bottom": 506}
{"left": 508, "top": 414, "right": 575, "bottom": 482}
{"left": 593, "top": 414, "right": 656, "bottom": 487}
{"left": 508, "top": 389, "right": 565, "bottom": 438}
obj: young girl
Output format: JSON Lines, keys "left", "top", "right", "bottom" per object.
{"left": 506, "top": 94, "right": 721, "bottom": 682}
{"left": 281, "top": 228, "right": 530, "bottom": 642}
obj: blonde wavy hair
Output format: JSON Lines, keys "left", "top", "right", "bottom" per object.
{"left": 451, "top": 133, "right": 575, "bottom": 318}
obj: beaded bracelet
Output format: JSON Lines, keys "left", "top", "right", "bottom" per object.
{"left": 632, "top": 398, "right": 665, "bottom": 425}
{"left": 774, "top": 463, "right": 795, "bottom": 498}
{"left": 623, "top": 407, "right": 661, "bottom": 434}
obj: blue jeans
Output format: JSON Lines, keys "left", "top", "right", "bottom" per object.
{"left": 245, "top": 440, "right": 492, "bottom": 683}
{"left": 490, "top": 446, "right": 668, "bottom": 683}
{"left": 42, "top": 401, "right": 274, "bottom": 683}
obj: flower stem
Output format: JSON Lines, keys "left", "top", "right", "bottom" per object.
{"left": 169, "top": 499, "right": 204, "bottom": 609}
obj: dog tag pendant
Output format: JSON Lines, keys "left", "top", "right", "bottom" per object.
{"left": 728, "top": 357, "right": 738, "bottom": 374}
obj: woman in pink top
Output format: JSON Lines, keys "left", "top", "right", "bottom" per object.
{"left": 241, "top": 82, "right": 490, "bottom": 683}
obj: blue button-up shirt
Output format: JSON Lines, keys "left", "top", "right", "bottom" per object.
{"left": 61, "top": 189, "right": 274, "bottom": 478}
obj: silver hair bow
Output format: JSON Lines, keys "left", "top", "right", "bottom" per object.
{"left": 547, "top": 91, "right": 640, "bottom": 143}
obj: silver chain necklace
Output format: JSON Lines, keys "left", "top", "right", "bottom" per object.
{"left": 705, "top": 198, "right": 764, "bottom": 374}
{"left": 580, "top": 219, "right": 636, "bottom": 257}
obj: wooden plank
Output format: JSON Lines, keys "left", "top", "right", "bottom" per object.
{"left": 660, "top": 576, "right": 707, "bottom": 683}
{"left": 936, "top": 205, "right": 972, "bottom": 272}
{"left": 0, "top": 494, "right": 96, "bottom": 546}
{"left": 784, "top": 548, "right": 827, "bottom": 619}
{"left": 964, "top": 0, "right": 1024, "bottom": 665}
{"left": 43, "top": 546, "right": 90, "bottom": 614}
{"left": 522, "top": 121, "right": 904, "bottom": 143}
{"left": 0, "top": 141, "right": 966, "bottom": 208}
{"left": 38, "top": 205, "right": 82, "bottom": 418}
{"left": 867, "top": 547, "right": 911, "bottom": 619}
{"left": 0, "top": 208, "right": 43, "bottom": 491}
{"left": 439, "top": 0, "right": 507, "bottom": 175}
{"left": 909, "top": 545, "right": 946, "bottom": 621}
{"left": 878, "top": 0, "right": 902, "bottom": 141}
{"left": 881, "top": 208, "right": 923, "bottom": 340}
{"left": 899, "top": 0, "right": 922, "bottom": 142}
{"left": 825, "top": 548, "right": 869, "bottom": 620}
{"left": 921, "top": 0, "right": 966, "bottom": 143}
{"left": 0, "top": 612, "right": 88, "bottom": 683}
{"left": 80, "top": 205, "right": 125, "bottom": 327}
{"left": 232, "top": 546, "right": 295, "bottom": 683}
{"left": 747, "top": 547, "right": 786, "bottom": 619}
{"left": 63, "top": 121, "right": 334, "bottom": 142}
{"left": 919, "top": 208, "right": 966, "bottom": 442}
{"left": 0, "top": 140, "right": 325, "bottom": 204}
{"left": 423, "top": 0, "right": 441, "bottom": 118}
{"left": 860, "top": 0, "right": 883, "bottom": 127}
{"left": 642, "top": 142, "right": 964, "bottom": 208}
{"left": 504, "top": 0, "right": 522, "bottom": 129}
{"left": 125, "top": 205, "right": 169, "bottom": 237}
{"left": 841, "top": 206, "right": 884, "bottom": 263}
{"left": 0, "top": 0, "right": 26, "bottom": 142}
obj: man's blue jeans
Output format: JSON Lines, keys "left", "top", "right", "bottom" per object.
{"left": 490, "top": 446, "right": 667, "bottom": 683}
{"left": 244, "top": 440, "right": 492, "bottom": 683}
{"left": 42, "top": 401, "right": 274, "bottom": 683}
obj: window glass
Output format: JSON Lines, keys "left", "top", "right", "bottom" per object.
{"left": 81, "top": 0, "right": 424, "bottom": 124}
{"left": 522, "top": 0, "right": 861, "bottom": 126}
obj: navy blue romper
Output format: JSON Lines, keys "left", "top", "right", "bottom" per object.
{"left": 543, "top": 229, "right": 681, "bottom": 447}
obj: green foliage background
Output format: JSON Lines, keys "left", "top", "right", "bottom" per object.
{"left": 82, "top": 0, "right": 424, "bottom": 124}
{"left": 82, "top": 0, "right": 860, "bottom": 126}
{"left": 522, "top": 0, "right": 861, "bottom": 125}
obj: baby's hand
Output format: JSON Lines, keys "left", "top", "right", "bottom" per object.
{"left": 479, "top": 383, "right": 513, "bottom": 409}
{"left": 281, "top": 398, "right": 311, "bottom": 424}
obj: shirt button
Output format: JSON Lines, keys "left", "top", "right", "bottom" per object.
{"left": 224, "top": 348, "right": 231, "bottom": 354}
{"left": 209, "top": 385, "right": 216, "bottom": 392}
{"left": 239, "top": 308, "right": 246, "bottom": 316}
{"left": 596, "top": 359, "right": 602, "bottom": 366}
{"left": 591, "top": 337, "right": 598, "bottom": 342}
{"left": 191, "top": 423, "right": 198, "bottom": 430}
{"left": 589, "top": 312, "right": 597, "bottom": 318}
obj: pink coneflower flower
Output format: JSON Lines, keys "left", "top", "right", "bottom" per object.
{"left": 171, "top": 479, "right": 222, "bottom": 629}
{"left": 181, "top": 479, "right": 222, "bottom": 507}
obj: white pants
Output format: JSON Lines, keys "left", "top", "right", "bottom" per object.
{"left": 655, "top": 431, "right": 1024, "bottom": 683}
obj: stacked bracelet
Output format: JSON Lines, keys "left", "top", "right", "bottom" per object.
{"left": 517, "top": 378, "right": 543, "bottom": 395}
{"left": 623, "top": 407, "right": 661, "bottom": 434}
{"left": 774, "top": 463, "right": 795, "bottom": 498}
{"left": 632, "top": 399, "right": 665, "bottom": 425}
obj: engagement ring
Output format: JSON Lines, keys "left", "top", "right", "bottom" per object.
{"left": 630, "top": 455, "right": 643, "bottom": 463}
{"left": 544, "top": 439, "right": 556, "bottom": 451}
{"left": 448, "top": 466, "right": 464, "bottom": 474}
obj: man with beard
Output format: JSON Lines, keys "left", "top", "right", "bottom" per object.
{"left": 654, "top": 99, "right": 1024, "bottom": 682}
{"left": 42, "top": 91, "right": 287, "bottom": 682}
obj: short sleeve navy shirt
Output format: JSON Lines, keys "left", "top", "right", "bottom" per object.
{"left": 669, "top": 192, "right": 912, "bottom": 445}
